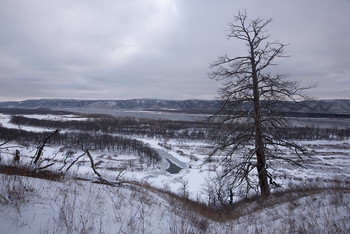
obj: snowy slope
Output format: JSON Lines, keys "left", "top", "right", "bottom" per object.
{"left": 1, "top": 174, "right": 350, "bottom": 233}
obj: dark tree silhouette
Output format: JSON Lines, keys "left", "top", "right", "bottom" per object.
{"left": 208, "top": 11, "right": 311, "bottom": 198}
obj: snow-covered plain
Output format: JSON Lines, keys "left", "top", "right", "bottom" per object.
{"left": 1, "top": 112, "right": 350, "bottom": 233}
{"left": 1, "top": 113, "right": 350, "bottom": 199}
{"left": 0, "top": 113, "right": 215, "bottom": 201}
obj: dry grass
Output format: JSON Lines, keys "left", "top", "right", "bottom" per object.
{"left": 0, "top": 174, "right": 37, "bottom": 213}
{"left": 212, "top": 181, "right": 350, "bottom": 221}
{"left": 1, "top": 162, "right": 350, "bottom": 233}
{"left": 0, "top": 164, "right": 63, "bottom": 181}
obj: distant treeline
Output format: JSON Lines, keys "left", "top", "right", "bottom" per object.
{"left": 9, "top": 115, "right": 210, "bottom": 140}
{"left": 0, "top": 126, "right": 161, "bottom": 165}
{"left": 280, "top": 111, "right": 350, "bottom": 119}
{"left": 8, "top": 115, "right": 350, "bottom": 141}
{"left": 274, "top": 126, "right": 350, "bottom": 141}
{"left": 0, "top": 108, "right": 73, "bottom": 115}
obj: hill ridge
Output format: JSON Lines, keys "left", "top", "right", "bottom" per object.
{"left": 1, "top": 98, "right": 350, "bottom": 115}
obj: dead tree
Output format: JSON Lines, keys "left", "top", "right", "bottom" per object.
{"left": 208, "top": 10, "right": 311, "bottom": 198}
{"left": 33, "top": 129, "right": 60, "bottom": 165}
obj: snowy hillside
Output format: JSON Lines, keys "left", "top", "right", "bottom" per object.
{"left": 0, "top": 99, "right": 222, "bottom": 113}
{"left": 1, "top": 173, "right": 350, "bottom": 233}
{"left": 1, "top": 110, "right": 350, "bottom": 233}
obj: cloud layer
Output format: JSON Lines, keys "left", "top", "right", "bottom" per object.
{"left": 0, "top": 0, "right": 349, "bottom": 101}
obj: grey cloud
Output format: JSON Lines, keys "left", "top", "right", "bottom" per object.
{"left": 0, "top": 0, "right": 349, "bottom": 101}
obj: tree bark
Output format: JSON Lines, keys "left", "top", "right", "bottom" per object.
{"left": 251, "top": 45, "right": 270, "bottom": 197}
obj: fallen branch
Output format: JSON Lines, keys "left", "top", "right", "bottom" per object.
{"left": 37, "top": 162, "right": 55, "bottom": 171}
{"left": 33, "top": 129, "right": 60, "bottom": 164}
{"left": 83, "top": 148, "right": 113, "bottom": 186}
{"left": 0, "top": 139, "right": 9, "bottom": 148}
{"left": 64, "top": 152, "right": 86, "bottom": 172}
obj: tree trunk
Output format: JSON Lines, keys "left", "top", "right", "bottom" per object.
{"left": 251, "top": 49, "right": 270, "bottom": 197}
{"left": 255, "top": 126, "right": 270, "bottom": 197}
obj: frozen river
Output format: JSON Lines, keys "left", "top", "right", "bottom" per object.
{"left": 155, "top": 148, "right": 187, "bottom": 174}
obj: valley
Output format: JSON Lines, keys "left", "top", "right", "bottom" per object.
{"left": 1, "top": 102, "right": 350, "bottom": 233}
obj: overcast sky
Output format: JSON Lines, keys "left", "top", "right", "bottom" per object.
{"left": 0, "top": 0, "right": 349, "bottom": 101}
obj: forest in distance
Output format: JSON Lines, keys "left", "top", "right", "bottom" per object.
{"left": 2, "top": 108, "right": 350, "bottom": 143}
{"left": 0, "top": 107, "right": 349, "bottom": 175}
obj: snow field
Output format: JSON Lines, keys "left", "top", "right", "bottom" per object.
{"left": 1, "top": 174, "right": 350, "bottom": 233}
{"left": 1, "top": 112, "right": 350, "bottom": 203}
{"left": 1, "top": 112, "right": 350, "bottom": 233}
{"left": 0, "top": 173, "right": 212, "bottom": 234}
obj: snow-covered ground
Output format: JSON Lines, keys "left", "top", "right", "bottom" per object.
{"left": 1, "top": 172, "right": 350, "bottom": 233}
{"left": 0, "top": 173, "right": 206, "bottom": 234}
{"left": 1, "top": 112, "right": 350, "bottom": 233}
{"left": 1, "top": 113, "right": 350, "bottom": 201}
{"left": 0, "top": 113, "right": 213, "bottom": 201}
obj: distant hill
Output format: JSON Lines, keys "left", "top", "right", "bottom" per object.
{"left": 1, "top": 99, "right": 350, "bottom": 117}
{"left": 0, "top": 99, "right": 222, "bottom": 114}
{"left": 296, "top": 99, "right": 350, "bottom": 115}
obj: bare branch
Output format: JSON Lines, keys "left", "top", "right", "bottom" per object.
{"left": 65, "top": 152, "right": 86, "bottom": 172}
{"left": 33, "top": 129, "right": 60, "bottom": 165}
{"left": 83, "top": 148, "right": 114, "bottom": 186}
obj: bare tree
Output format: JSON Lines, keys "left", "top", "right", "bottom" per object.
{"left": 33, "top": 129, "right": 60, "bottom": 165}
{"left": 208, "top": 11, "right": 311, "bottom": 198}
